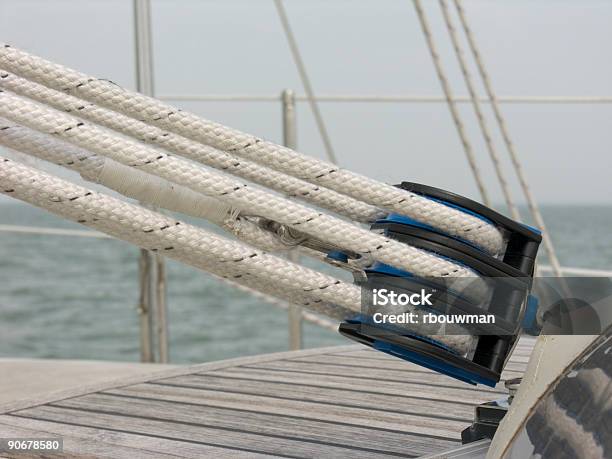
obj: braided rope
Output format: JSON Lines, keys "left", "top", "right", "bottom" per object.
{"left": 222, "top": 276, "right": 339, "bottom": 332}
{"left": 0, "top": 90, "right": 484, "bottom": 283}
{"left": 0, "top": 120, "right": 289, "bottom": 253}
{"left": 0, "top": 156, "right": 472, "bottom": 354}
{"left": 0, "top": 155, "right": 360, "bottom": 319}
{"left": 0, "top": 43, "right": 504, "bottom": 255}
{"left": 0, "top": 118, "right": 104, "bottom": 180}
{"left": 0, "top": 70, "right": 381, "bottom": 223}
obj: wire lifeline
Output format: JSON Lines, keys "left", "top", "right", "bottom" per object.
{"left": 0, "top": 90, "right": 484, "bottom": 285}
{"left": 0, "top": 69, "right": 382, "bottom": 224}
{"left": 0, "top": 43, "right": 504, "bottom": 255}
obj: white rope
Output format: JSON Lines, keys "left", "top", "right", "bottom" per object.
{"left": 0, "top": 44, "right": 504, "bottom": 255}
{"left": 273, "top": 0, "right": 338, "bottom": 164}
{"left": 439, "top": 0, "right": 521, "bottom": 221}
{"left": 411, "top": 0, "right": 491, "bottom": 207}
{"left": 204, "top": 270, "right": 340, "bottom": 332}
{"left": 0, "top": 120, "right": 225, "bottom": 219}
{"left": 0, "top": 155, "right": 473, "bottom": 354}
{"left": 0, "top": 120, "right": 290, "bottom": 253}
{"left": 0, "top": 69, "right": 381, "bottom": 224}
{"left": 0, "top": 117, "right": 438, "bottom": 266}
{"left": 0, "top": 122, "right": 101, "bottom": 179}
{"left": 0, "top": 155, "right": 359, "bottom": 319}
{"left": 0, "top": 90, "right": 486, "bottom": 284}
{"left": 452, "top": 0, "right": 563, "bottom": 277}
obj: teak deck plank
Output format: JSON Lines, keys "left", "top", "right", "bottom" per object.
{"left": 202, "top": 368, "right": 503, "bottom": 405}
{"left": 10, "top": 406, "right": 395, "bottom": 459}
{"left": 50, "top": 393, "right": 457, "bottom": 456}
{"left": 292, "top": 353, "right": 528, "bottom": 374}
{"left": 153, "top": 374, "right": 478, "bottom": 421}
{"left": 105, "top": 383, "right": 467, "bottom": 437}
{"left": 0, "top": 339, "right": 536, "bottom": 458}
{"left": 242, "top": 359, "right": 508, "bottom": 393}
{"left": 0, "top": 415, "right": 256, "bottom": 458}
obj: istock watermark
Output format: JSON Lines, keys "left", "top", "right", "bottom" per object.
{"left": 372, "top": 288, "right": 434, "bottom": 306}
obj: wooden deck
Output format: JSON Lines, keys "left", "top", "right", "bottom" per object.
{"left": 0, "top": 338, "right": 535, "bottom": 458}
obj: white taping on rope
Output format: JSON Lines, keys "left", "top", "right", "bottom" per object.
{"left": 96, "top": 159, "right": 227, "bottom": 224}
{"left": 0, "top": 44, "right": 503, "bottom": 255}
{"left": 0, "top": 119, "right": 232, "bottom": 223}
{"left": 0, "top": 90, "right": 485, "bottom": 287}
{"left": 0, "top": 119, "right": 294, "bottom": 253}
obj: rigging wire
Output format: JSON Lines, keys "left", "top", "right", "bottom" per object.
{"left": 273, "top": 0, "right": 338, "bottom": 164}
{"left": 438, "top": 0, "right": 520, "bottom": 221}
{"left": 453, "top": 0, "right": 563, "bottom": 277}
{"left": 412, "top": 0, "right": 491, "bottom": 207}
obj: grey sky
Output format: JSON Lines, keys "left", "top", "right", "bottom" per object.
{"left": 0, "top": 0, "right": 610, "bottom": 205}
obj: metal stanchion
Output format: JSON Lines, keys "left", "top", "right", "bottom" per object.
{"left": 133, "top": 0, "right": 169, "bottom": 362}
{"left": 137, "top": 250, "right": 154, "bottom": 362}
{"left": 282, "top": 89, "right": 303, "bottom": 350}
